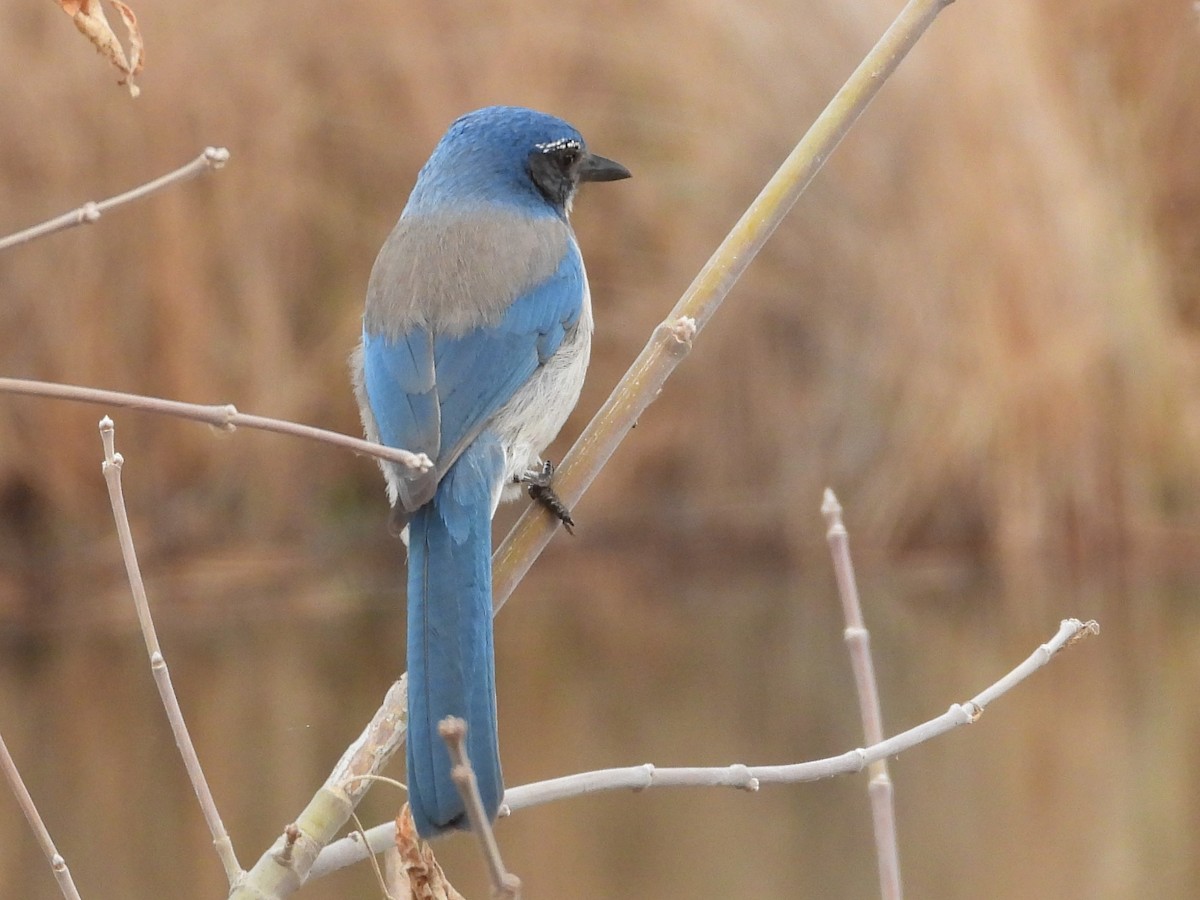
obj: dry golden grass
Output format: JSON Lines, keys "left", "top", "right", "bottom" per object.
{"left": 3, "top": 0, "right": 1197, "bottom": 604}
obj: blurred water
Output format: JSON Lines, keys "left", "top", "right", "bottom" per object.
{"left": 1, "top": 548, "right": 1194, "bottom": 899}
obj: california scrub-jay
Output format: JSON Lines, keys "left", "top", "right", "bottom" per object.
{"left": 352, "top": 106, "right": 629, "bottom": 837}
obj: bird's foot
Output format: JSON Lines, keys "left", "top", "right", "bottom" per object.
{"left": 521, "top": 460, "right": 576, "bottom": 534}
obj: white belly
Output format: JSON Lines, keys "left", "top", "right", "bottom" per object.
{"left": 489, "top": 275, "right": 593, "bottom": 504}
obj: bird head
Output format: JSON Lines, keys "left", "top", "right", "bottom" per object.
{"left": 405, "top": 106, "right": 630, "bottom": 219}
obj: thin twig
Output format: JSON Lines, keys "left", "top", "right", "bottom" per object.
{"left": 0, "top": 378, "right": 431, "bottom": 472}
{"left": 0, "top": 147, "right": 230, "bottom": 252}
{"left": 0, "top": 730, "right": 83, "bottom": 900}
{"left": 438, "top": 718, "right": 522, "bottom": 900}
{"left": 310, "top": 618, "right": 1100, "bottom": 877}
{"left": 350, "top": 810, "right": 397, "bottom": 900}
{"left": 491, "top": 0, "right": 959, "bottom": 612}
{"left": 98, "top": 417, "right": 242, "bottom": 886}
{"left": 822, "top": 489, "right": 902, "bottom": 900}
{"left": 345, "top": 774, "right": 408, "bottom": 794}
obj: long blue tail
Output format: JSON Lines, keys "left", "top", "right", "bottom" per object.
{"left": 405, "top": 438, "right": 504, "bottom": 838}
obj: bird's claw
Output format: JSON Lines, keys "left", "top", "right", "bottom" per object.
{"left": 522, "top": 460, "right": 576, "bottom": 534}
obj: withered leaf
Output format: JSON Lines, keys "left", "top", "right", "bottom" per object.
{"left": 393, "top": 805, "right": 466, "bottom": 900}
{"left": 55, "top": 0, "right": 145, "bottom": 96}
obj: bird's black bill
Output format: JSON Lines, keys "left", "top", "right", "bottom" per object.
{"left": 578, "top": 153, "right": 631, "bottom": 182}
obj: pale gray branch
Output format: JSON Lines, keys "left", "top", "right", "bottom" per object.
{"left": 310, "top": 618, "right": 1100, "bottom": 878}
{"left": 98, "top": 417, "right": 242, "bottom": 886}
{"left": 439, "top": 718, "right": 521, "bottom": 900}
{"left": 0, "top": 147, "right": 230, "bottom": 252}
{"left": 822, "top": 488, "right": 902, "bottom": 900}
{"left": 0, "top": 730, "right": 83, "bottom": 900}
{"left": 0, "top": 378, "right": 431, "bottom": 472}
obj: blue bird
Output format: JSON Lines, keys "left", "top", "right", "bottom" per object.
{"left": 352, "top": 106, "right": 629, "bottom": 837}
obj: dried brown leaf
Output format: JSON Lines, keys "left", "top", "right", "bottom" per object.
{"left": 394, "top": 805, "right": 466, "bottom": 900}
{"left": 56, "top": 0, "right": 144, "bottom": 96}
{"left": 109, "top": 1, "right": 144, "bottom": 77}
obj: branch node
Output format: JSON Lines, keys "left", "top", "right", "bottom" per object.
{"left": 276, "top": 823, "right": 302, "bottom": 865}
{"left": 1064, "top": 619, "right": 1100, "bottom": 648}
{"left": 79, "top": 201, "right": 101, "bottom": 224}
{"left": 633, "top": 763, "right": 655, "bottom": 790}
{"left": 437, "top": 717, "right": 466, "bottom": 744}
{"left": 98, "top": 416, "right": 117, "bottom": 461}
{"left": 728, "top": 764, "right": 759, "bottom": 791}
{"left": 204, "top": 146, "right": 232, "bottom": 168}
{"left": 216, "top": 404, "right": 239, "bottom": 432}
{"left": 496, "top": 872, "right": 523, "bottom": 899}
{"left": 668, "top": 315, "right": 697, "bottom": 345}
{"left": 820, "top": 486, "right": 842, "bottom": 520}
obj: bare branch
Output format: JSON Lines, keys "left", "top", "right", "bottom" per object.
{"left": 439, "top": 718, "right": 521, "bottom": 900}
{"left": 311, "top": 618, "right": 1100, "bottom": 877}
{"left": 98, "top": 417, "right": 242, "bottom": 886}
{"left": 0, "top": 147, "right": 228, "bottom": 251}
{"left": 0, "top": 730, "right": 83, "bottom": 900}
{"left": 822, "top": 488, "right": 902, "bottom": 900}
{"left": 490, "top": 0, "right": 958, "bottom": 612}
{"left": 0, "top": 378, "right": 431, "bottom": 471}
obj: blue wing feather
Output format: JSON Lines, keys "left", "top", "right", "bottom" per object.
{"left": 362, "top": 328, "right": 440, "bottom": 461}
{"left": 363, "top": 240, "right": 584, "bottom": 479}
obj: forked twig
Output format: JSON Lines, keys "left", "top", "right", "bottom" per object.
{"left": 438, "top": 718, "right": 521, "bottom": 900}
{"left": 98, "top": 417, "right": 242, "bottom": 886}
{"left": 310, "top": 618, "right": 1100, "bottom": 877}
{"left": 822, "top": 488, "right": 901, "bottom": 900}
{"left": 0, "top": 731, "right": 83, "bottom": 900}
{"left": 0, "top": 147, "right": 229, "bottom": 252}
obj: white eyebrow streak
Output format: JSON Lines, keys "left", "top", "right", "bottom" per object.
{"left": 535, "top": 138, "right": 582, "bottom": 154}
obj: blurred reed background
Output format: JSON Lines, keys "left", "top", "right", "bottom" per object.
{"left": 1, "top": 0, "right": 1198, "bottom": 897}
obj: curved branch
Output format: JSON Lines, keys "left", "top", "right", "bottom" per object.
{"left": 310, "top": 618, "right": 1100, "bottom": 879}
{"left": 0, "top": 147, "right": 230, "bottom": 251}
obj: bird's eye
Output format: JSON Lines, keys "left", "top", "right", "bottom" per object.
{"left": 529, "top": 138, "right": 586, "bottom": 206}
